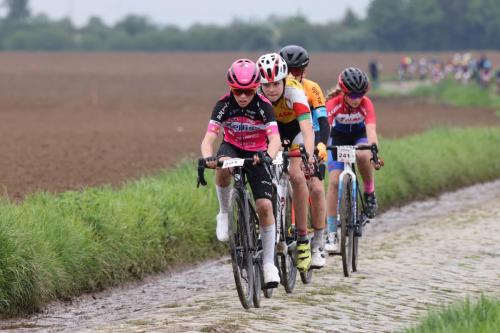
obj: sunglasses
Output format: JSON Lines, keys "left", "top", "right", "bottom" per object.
{"left": 232, "top": 88, "right": 256, "bottom": 96}
{"left": 346, "top": 92, "right": 364, "bottom": 99}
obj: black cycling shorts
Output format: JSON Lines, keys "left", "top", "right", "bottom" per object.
{"left": 217, "top": 141, "right": 273, "bottom": 201}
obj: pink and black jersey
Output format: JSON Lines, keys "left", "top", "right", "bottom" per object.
{"left": 206, "top": 92, "right": 279, "bottom": 152}
{"left": 326, "top": 95, "right": 376, "bottom": 134}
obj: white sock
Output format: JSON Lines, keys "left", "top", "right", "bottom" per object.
{"left": 215, "top": 185, "right": 231, "bottom": 214}
{"left": 312, "top": 229, "right": 325, "bottom": 249}
{"left": 261, "top": 224, "right": 276, "bottom": 265}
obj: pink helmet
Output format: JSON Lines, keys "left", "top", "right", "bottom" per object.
{"left": 226, "top": 59, "right": 260, "bottom": 89}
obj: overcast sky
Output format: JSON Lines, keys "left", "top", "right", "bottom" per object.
{"left": 26, "top": 0, "right": 372, "bottom": 28}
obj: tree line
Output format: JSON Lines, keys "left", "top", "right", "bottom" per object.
{"left": 0, "top": 0, "right": 499, "bottom": 51}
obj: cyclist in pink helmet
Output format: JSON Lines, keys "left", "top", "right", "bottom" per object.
{"left": 226, "top": 58, "right": 261, "bottom": 89}
{"left": 201, "top": 59, "right": 282, "bottom": 288}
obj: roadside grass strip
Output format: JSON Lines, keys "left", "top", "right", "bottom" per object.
{"left": 411, "top": 79, "right": 500, "bottom": 110}
{"left": 402, "top": 295, "right": 500, "bottom": 333}
{"left": 0, "top": 127, "right": 499, "bottom": 315}
{"left": 375, "top": 127, "right": 500, "bottom": 210}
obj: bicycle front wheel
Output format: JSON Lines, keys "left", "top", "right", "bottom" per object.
{"left": 352, "top": 194, "right": 361, "bottom": 272}
{"left": 339, "top": 175, "right": 353, "bottom": 277}
{"left": 280, "top": 186, "right": 297, "bottom": 292}
{"left": 228, "top": 189, "right": 254, "bottom": 309}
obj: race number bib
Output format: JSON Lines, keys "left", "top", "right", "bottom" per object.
{"left": 337, "top": 146, "right": 356, "bottom": 164}
{"left": 222, "top": 158, "right": 245, "bottom": 169}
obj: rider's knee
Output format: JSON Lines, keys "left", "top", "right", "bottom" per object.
{"left": 215, "top": 169, "right": 231, "bottom": 186}
{"left": 256, "top": 199, "right": 273, "bottom": 217}
{"left": 289, "top": 169, "right": 306, "bottom": 186}
{"left": 309, "top": 181, "right": 324, "bottom": 198}
{"left": 328, "top": 174, "right": 340, "bottom": 189}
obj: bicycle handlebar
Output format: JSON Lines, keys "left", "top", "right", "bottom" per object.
{"left": 326, "top": 143, "right": 384, "bottom": 170}
{"left": 197, "top": 156, "right": 270, "bottom": 187}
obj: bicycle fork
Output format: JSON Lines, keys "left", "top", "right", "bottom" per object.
{"left": 337, "top": 167, "right": 358, "bottom": 234}
{"left": 275, "top": 177, "right": 289, "bottom": 256}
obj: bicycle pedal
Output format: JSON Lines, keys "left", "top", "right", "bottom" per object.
{"left": 310, "top": 265, "right": 324, "bottom": 270}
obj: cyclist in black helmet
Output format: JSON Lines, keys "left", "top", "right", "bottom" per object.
{"left": 280, "top": 44, "right": 328, "bottom": 269}
{"left": 324, "top": 67, "right": 381, "bottom": 253}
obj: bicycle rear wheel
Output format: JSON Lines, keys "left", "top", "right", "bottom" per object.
{"left": 253, "top": 259, "right": 262, "bottom": 307}
{"left": 339, "top": 175, "right": 353, "bottom": 277}
{"left": 228, "top": 190, "right": 254, "bottom": 309}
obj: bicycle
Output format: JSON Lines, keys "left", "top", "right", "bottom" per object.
{"left": 271, "top": 144, "right": 311, "bottom": 292}
{"left": 326, "top": 143, "right": 383, "bottom": 277}
{"left": 273, "top": 144, "right": 318, "bottom": 287}
{"left": 197, "top": 156, "right": 273, "bottom": 309}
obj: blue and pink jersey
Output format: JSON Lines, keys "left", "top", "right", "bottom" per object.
{"left": 206, "top": 92, "right": 279, "bottom": 152}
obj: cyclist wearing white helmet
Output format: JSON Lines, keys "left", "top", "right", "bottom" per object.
{"left": 256, "top": 52, "right": 316, "bottom": 273}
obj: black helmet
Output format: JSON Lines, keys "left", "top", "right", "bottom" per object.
{"left": 338, "top": 67, "right": 369, "bottom": 95}
{"left": 279, "top": 45, "right": 309, "bottom": 68}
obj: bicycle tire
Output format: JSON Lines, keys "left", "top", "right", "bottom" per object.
{"left": 228, "top": 189, "right": 254, "bottom": 309}
{"left": 280, "top": 186, "right": 297, "bottom": 292}
{"left": 253, "top": 259, "right": 262, "bottom": 307}
{"left": 352, "top": 192, "right": 361, "bottom": 272}
{"left": 250, "top": 208, "right": 262, "bottom": 308}
{"left": 339, "top": 175, "right": 353, "bottom": 277}
{"left": 300, "top": 269, "right": 313, "bottom": 284}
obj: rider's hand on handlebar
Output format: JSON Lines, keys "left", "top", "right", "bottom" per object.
{"left": 301, "top": 156, "right": 317, "bottom": 178}
{"left": 254, "top": 151, "right": 273, "bottom": 165}
{"left": 371, "top": 156, "right": 384, "bottom": 170}
{"left": 316, "top": 142, "right": 327, "bottom": 162}
{"left": 205, "top": 156, "right": 218, "bottom": 169}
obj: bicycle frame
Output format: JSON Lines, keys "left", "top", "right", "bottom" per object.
{"left": 271, "top": 145, "right": 308, "bottom": 255}
{"left": 226, "top": 161, "right": 261, "bottom": 260}
{"left": 272, "top": 152, "right": 293, "bottom": 254}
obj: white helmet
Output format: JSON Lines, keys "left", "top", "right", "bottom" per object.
{"left": 256, "top": 53, "right": 288, "bottom": 83}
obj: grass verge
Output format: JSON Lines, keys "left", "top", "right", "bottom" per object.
{"left": 0, "top": 127, "right": 499, "bottom": 315}
{"left": 410, "top": 79, "right": 500, "bottom": 110}
{"left": 374, "top": 79, "right": 500, "bottom": 113}
{"left": 402, "top": 295, "right": 500, "bottom": 333}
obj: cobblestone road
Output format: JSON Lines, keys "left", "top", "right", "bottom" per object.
{"left": 3, "top": 180, "right": 500, "bottom": 333}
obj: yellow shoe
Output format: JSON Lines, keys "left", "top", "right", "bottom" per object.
{"left": 296, "top": 240, "right": 311, "bottom": 273}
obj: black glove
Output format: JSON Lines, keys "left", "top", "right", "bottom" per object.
{"left": 256, "top": 151, "right": 273, "bottom": 165}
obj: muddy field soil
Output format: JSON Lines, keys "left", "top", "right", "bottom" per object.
{"left": 0, "top": 53, "right": 499, "bottom": 199}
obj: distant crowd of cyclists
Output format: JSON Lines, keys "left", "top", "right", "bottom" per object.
{"left": 385, "top": 52, "right": 500, "bottom": 92}
{"left": 200, "top": 45, "right": 381, "bottom": 289}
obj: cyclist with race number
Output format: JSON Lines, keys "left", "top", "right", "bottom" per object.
{"left": 324, "top": 67, "right": 379, "bottom": 253}
{"left": 279, "top": 45, "right": 328, "bottom": 269}
{"left": 256, "top": 52, "right": 316, "bottom": 273}
{"left": 200, "top": 59, "right": 282, "bottom": 287}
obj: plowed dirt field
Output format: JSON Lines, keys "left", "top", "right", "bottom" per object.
{"left": 0, "top": 52, "right": 498, "bottom": 199}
